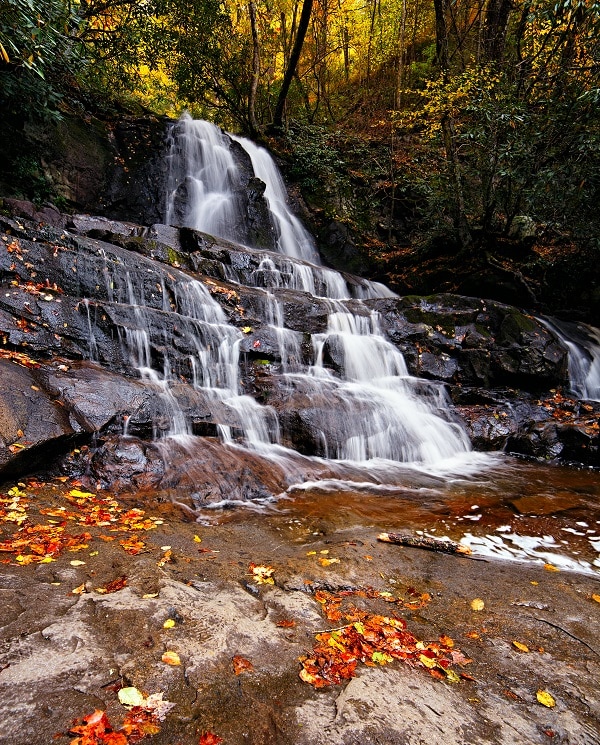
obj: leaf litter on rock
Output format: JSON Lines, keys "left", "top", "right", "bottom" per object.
{"left": 299, "top": 587, "right": 473, "bottom": 687}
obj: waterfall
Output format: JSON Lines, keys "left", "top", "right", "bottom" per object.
{"left": 229, "top": 133, "right": 321, "bottom": 264}
{"left": 542, "top": 318, "right": 600, "bottom": 402}
{"left": 133, "top": 115, "right": 475, "bottom": 467}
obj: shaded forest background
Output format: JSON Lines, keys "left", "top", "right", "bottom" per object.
{"left": 1, "top": 0, "right": 599, "bottom": 319}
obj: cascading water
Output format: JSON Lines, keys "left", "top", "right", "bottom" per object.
{"left": 229, "top": 133, "right": 321, "bottom": 264}
{"left": 541, "top": 318, "right": 600, "bottom": 402}
{"left": 115, "top": 114, "right": 476, "bottom": 477}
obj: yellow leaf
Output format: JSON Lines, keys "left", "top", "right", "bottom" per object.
{"left": 419, "top": 654, "right": 438, "bottom": 669}
{"left": 71, "top": 583, "right": 86, "bottom": 595}
{"left": 0, "top": 42, "right": 9, "bottom": 63}
{"left": 242, "top": 326, "right": 252, "bottom": 334}
{"left": 470, "top": 598, "right": 485, "bottom": 611}
{"left": 544, "top": 563, "right": 560, "bottom": 572}
{"left": 512, "top": 641, "right": 530, "bottom": 653}
{"left": 142, "top": 592, "right": 159, "bottom": 599}
{"left": 536, "top": 690, "right": 556, "bottom": 708}
{"left": 70, "top": 560, "right": 86, "bottom": 566}
{"left": 306, "top": 551, "right": 316, "bottom": 556}
{"left": 318, "top": 557, "right": 340, "bottom": 567}
{"left": 299, "top": 668, "right": 319, "bottom": 685}
{"left": 249, "top": 564, "right": 275, "bottom": 584}
{"left": 162, "top": 651, "right": 181, "bottom": 666}
{"left": 591, "top": 594, "right": 600, "bottom": 604}
{"left": 193, "top": 535, "right": 202, "bottom": 543}
{"left": 372, "top": 651, "right": 393, "bottom": 664}
{"left": 163, "top": 619, "right": 176, "bottom": 628}
{"left": 118, "top": 687, "right": 146, "bottom": 708}
{"left": 69, "top": 489, "right": 96, "bottom": 498}
{"left": 445, "top": 669, "right": 461, "bottom": 683}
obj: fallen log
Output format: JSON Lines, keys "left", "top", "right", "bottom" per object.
{"left": 377, "top": 532, "right": 472, "bottom": 555}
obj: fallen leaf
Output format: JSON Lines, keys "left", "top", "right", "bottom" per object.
{"left": 69, "top": 489, "right": 96, "bottom": 498}
{"left": 544, "top": 563, "right": 560, "bottom": 572}
{"left": 276, "top": 619, "right": 296, "bottom": 628}
{"left": 95, "top": 577, "right": 127, "bottom": 594}
{"left": 470, "top": 598, "right": 485, "bottom": 611}
{"left": 118, "top": 686, "right": 146, "bottom": 708}
{"left": 512, "top": 641, "right": 530, "bottom": 653}
{"left": 199, "top": 733, "right": 223, "bottom": 745}
{"left": 232, "top": 655, "right": 254, "bottom": 675}
{"left": 249, "top": 563, "right": 274, "bottom": 584}
{"left": 163, "top": 618, "right": 176, "bottom": 629}
{"left": 161, "top": 651, "right": 181, "bottom": 666}
{"left": 318, "top": 557, "right": 340, "bottom": 567}
{"left": 372, "top": 651, "right": 393, "bottom": 665}
{"left": 536, "top": 689, "right": 556, "bottom": 708}
{"left": 591, "top": 594, "right": 600, "bottom": 604}
{"left": 194, "top": 535, "right": 202, "bottom": 543}
{"left": 439, "top": 634, "right": 454, "bottom": 647}
{"left": 71, "top": 583, "right": 86, "bottom": 595}
{"left": 419, "top": 653, "right": 438, "bottom": 669}
{"left": 142, "top": 592, "right": 159, "bottom": 599}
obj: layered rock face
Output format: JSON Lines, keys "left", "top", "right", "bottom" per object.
{"left": 0, "top": 204, "right": 597, "bottom": 506}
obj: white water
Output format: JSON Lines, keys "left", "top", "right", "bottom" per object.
{"left": 541, "top": 317, "right": 600, "bottom": 401}
{"left": 164, "top": 115, "right": 247, "bottom": 244}
{"left": 107, "top": 114, "right": 479, "bottom": 471}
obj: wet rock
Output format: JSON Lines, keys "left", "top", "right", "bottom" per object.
{"left": 0, "top": 202, "right": 596, "bottom": 475}
{"left": 0, "top": 360, "right": 76, "bottom": 475}
{"left": 84, "top": 434, "right": 288, "bottom": 505}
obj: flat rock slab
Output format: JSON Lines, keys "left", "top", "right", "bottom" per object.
{"left": 0, "top": 482, "right": 599, "bottom": 745}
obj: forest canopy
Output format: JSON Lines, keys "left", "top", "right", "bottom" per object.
{"left": 1, "top": 0, "right": 599, "bottom": 253}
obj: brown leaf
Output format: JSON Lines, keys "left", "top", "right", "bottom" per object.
{"left": 232, "top": 655, "right": 254, "bottom": 675}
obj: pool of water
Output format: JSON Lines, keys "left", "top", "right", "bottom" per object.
{"left": 202, "top": 454, "right": 600, "bottom": 575}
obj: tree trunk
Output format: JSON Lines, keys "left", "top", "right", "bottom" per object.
{"left": 433, "top": 0, "right": 472, "bottom": 249}
{"left": 270, "top": 0, "right": 313, "bottom": 131}
{"left": 248, "top": 1, "right": 260, "bottom": 136}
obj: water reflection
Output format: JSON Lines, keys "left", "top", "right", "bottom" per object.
{"left": 205, "top": 455, "right": 600, "bottom": 575}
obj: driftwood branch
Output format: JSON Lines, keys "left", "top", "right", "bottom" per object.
{"left": 378, "top": 532, "right": 472, "bottom": 555}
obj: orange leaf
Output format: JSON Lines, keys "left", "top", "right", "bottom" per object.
{"left": 161, "top": 651, "right": 181, "bottom": 666}
{"left": 232, "top": 655, "right": 254, "bottom": 675}
{"left": 199, "top": 733, "right": 224, "bottom": 745}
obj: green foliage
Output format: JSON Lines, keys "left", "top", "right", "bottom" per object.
{"left": 0, "top": 0, "right": 79, "bottom": 77}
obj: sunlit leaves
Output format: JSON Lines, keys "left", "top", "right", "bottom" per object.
{"left": 0, "top": 480, "right": 161, "bottom": 565}
{"left": 249, "top": 563, "right": 275, "bottom": 584}
{"left": 299, "top": 588, "right": 471, "bottom": 687}
{"left": 161, "top": 650, "right": 181, "bottom": 666}
{"left": 536, "top": 689, "right": 557, "bottom": 708}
